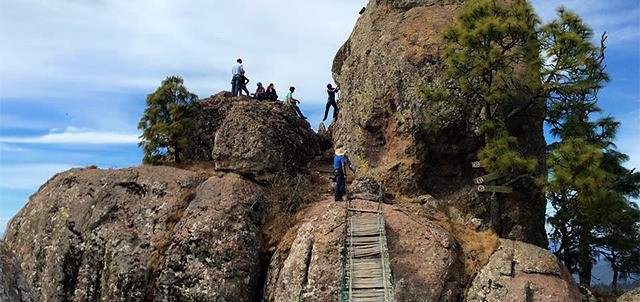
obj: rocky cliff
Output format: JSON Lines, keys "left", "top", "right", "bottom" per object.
{"left": 184, "top": 92, "right": 320, "bottom": 174}
{"left": 331, "top": 0, "right": 547, "bottom": 247}
{"left": 0, "top": 240, "right": 34, "bottom": 302}
{"left": 1, "top": 0, "right": 582, "bottom": 301}
{"left": 4, "top": 167, "right": 584, "bottom": 301}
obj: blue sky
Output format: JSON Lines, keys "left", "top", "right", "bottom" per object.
{"left": 0, "top": 0, "right": 638, "bottom": 252}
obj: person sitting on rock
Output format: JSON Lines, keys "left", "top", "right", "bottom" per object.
{"left": 285, "top": 86, "right": 307, "bottom": 119}
{"left": 253, "top": 82, "right": 267, "bottom": 100}
{"left": 266, "top": 83, "right": 278, "bottom": 101}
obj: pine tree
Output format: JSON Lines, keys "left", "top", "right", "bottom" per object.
{"left": 424, "top": 0, "right": 541, "bottom": 176}
{"left": 138, "top": 76, "right": 198, "bottom": 164}
{"left": 541, "top": 8, "right": 640, "bottom": 286}
{"left": 422, "top": 0, "right": 541, "bottom": 235}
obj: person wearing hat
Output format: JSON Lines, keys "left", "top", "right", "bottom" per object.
{"left": 333, "top": 146, "right": 352, "bottom": 201}
{"left": 253, "top": 82, "right": 267, "bottom": 100}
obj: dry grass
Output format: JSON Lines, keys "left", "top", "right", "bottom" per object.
{"left": 403, "top": 203, "right": 500, "bottom": 282}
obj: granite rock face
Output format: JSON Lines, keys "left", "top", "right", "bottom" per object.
{"left": 616, "top": 287, "right": 640, "bottom": 302}
{"left": 264, "top": 199, "right": 465, "bottom": 301}
{"left": 3, "top": 166, "right": 267, "bottom": 302}
{"left": 0, "top": 240, "right": 34, "bottom": 302}
{"left": 465, "top": 239, "right": 584, "bottom": 302}
{"left": 185, "top": 92, "right": 320, "bottom": 174}
{"left": 331, "top": 0, "right": 547, "bottom": 247}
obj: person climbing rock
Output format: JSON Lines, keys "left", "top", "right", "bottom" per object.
{"left": 253, "top": 82, "right": 267, "bottom": 100}
{"left": 231, "top": 58, "right": 244, "bottom": 96}
{"left": 240, "top": 70, "right": 250, "bottom": 96}
{"left": 266, "top": 83, "right": 278, "bottom": 101}
{"left": 322, "top": 83, "right": 340, "bottom": 122}
{"left": 333, "top": 147, "right": 352, "bottom": 201}
{"left": 285, "top": 86, "right": 307, "bottom": 119}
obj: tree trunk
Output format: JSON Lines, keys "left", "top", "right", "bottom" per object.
{"left": 561, "top": 227, "right": 573, "bottom": 273}
{"left": 611, "top": 251, "right": 618, "bottom": 293}
{"left": 490, "top": 194, "right": 502, "bottom": 237}
{"left": 577, "top": 225, "right": 592, "bottom": 286}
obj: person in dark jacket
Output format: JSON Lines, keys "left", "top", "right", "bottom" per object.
{"left": 323, "top": 83, "right": 340, "bottom": 122}
{"left": 266, "top": 83, "right": 278, "bottom": 101}
{"left": 240, "top": 70, "right": 250, "bottom": 96}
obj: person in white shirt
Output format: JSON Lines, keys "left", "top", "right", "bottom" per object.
{"left": 231, "top": 58, "right": 244, "bottom": 96}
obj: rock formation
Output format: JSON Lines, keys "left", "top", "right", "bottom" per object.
{"left": 0, "top": 240, "right": 34, "bottom": 302}
{"left": 185, "top": 92, "right": 320, "bottom": 174}
{"left": 331, "top": 0, "right": 547, "bottom": 247}
{"left": 617, "top": 287, "right": 640, "bottom": 302}
{"left": 3, "top": 166, "right": 269, "bottom": 301}
{"left": 265, "top": 200, "right": 466, "bottom": 301}
{"left": 465, "top": 239, "right": 583, "bottom": 302}
{"left": 1, "top": 1, "right": 591, "bottom": 301}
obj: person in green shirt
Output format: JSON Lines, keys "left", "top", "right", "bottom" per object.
{"left": 285, "top": 86, "right": 307, "bottom": 119}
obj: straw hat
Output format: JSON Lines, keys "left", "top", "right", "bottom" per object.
{"left": 334, "top": 147, "right": 346, "bottom": 156}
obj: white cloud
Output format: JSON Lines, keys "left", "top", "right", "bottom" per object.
{"left": 531, "top": 0, "right": 639, "bottom": 46}
{"left": 0, "top": 126, "right": 139, "bottom": 144}
{"left": 0, "top": 0, "right": 365, "bottom": 102}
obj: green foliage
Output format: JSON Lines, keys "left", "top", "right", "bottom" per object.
{"left": 541, "top": 8, "right": 640, "bottom": 286}
{"left": 441, "top": 0, "right": 540, "bottom": 110}
{"left": 477, "top": 121, "right": 537, "bottom": 175}
{"left": 422, "top": 0, "right": 540, "bottom": 178}
{"left": 138, "top": 76, "right": 198, "bottom": 164}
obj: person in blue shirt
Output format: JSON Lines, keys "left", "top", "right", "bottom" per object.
{"left": 333, "top": 146, "right": 352, "bottom": 201}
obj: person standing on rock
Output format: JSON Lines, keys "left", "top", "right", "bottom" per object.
{"left": 322, "top": 83, "right": 340, "bottom": 122}
{"left": 285, "top": 86, "right": 307, "bottom": 119}
{"left": 333, "top": 147, "right": 352, "bottom": 201}
{"left": 231, "top": 58, "right": 244, "bottom": 96}
{"left": 240, "top": 70, "right": 250, "bottom": 96}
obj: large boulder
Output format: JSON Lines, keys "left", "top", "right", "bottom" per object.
{"left": 331, "top": 0, "right": 547, "bottom": 247}
{"left": 264, "top": 199, "right": 465, "bottom": 301}
{"left": 155, "top": 173, "right": 267, "bottom": 301}
{"left": 617, "top": 287, "right": 640, "bottom": 302}
{"left": 185, "top": 92, "right": 320, "bottom": 174}
{"left": 465, "top": 239, "right": 584, "bottom": 302}
{"left": 264, "top": 201, "right": 345, "bottom": 302}
{"left": 0, "top": 240, "right": 34, "bottom": 302}
{"left": 3, "top": 166, "right": 268, "bottom": 302}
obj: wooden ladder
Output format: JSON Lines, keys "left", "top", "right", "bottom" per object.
{"left": 341, "top": 199, "right": 394, "bottom": 302}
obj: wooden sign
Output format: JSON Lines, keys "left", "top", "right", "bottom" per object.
{"left": 474, "top": 173, "right": 501, "bottom": 184}
{"left": 471, "top": 161, "right": 487, "bottom": 168}
{"left": 477, "top": 185, "right": 513, "bottom": 194}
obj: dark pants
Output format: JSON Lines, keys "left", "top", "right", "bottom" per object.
{"left": 334, "top": 169, "right": 345, "bottom": 201}
{"left": 241, "top": 83, "right": 250, "bottom": 96}
{"left": 231, "top": 75, "right": 242, "bottom": 96}
{"left": 323, "top": 99, "right": 337, "bottom": 121}
{"left": 291, "top": 103, "right": 306, "bottom": 119}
